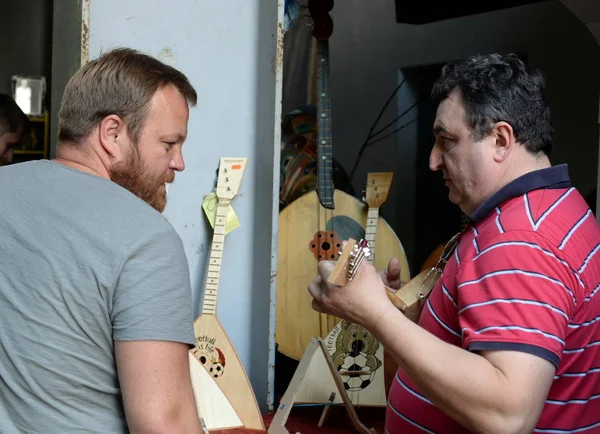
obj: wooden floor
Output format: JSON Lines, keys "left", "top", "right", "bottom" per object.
{"left": 211, "top": 406, "right": 386, "bottom": 434}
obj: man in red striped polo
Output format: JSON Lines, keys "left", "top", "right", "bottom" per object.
{"left": 308, "top": 53, "right": 600, "bottom": 433}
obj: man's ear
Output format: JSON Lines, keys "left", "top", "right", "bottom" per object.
{"left": 491, "top": 121, "right": 515, "bottom": 163}
{"left": 98, "top": 115, "right": 126, "bottom": 160}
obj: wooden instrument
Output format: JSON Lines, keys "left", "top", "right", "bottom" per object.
{"left": 293, "top": 173, "right": 397, "bottom": 408}
{"left": 327, "top": 238, "right": 402, "bottom": 303}
{"left": 276, "top": 0, "right": 410, "bottom": 361}
{"left": 327, "top": 236, "right": 452, "bottom": 324}
{"left": 189, "top": 157, "right": 265, "bottom": 431}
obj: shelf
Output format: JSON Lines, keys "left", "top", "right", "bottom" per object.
{"left": 22, "top": 110, "right": 49, "bottom": 159}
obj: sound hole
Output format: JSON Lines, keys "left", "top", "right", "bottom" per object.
{"left": 309, "top": 230, "right": 343, "bottom": 261}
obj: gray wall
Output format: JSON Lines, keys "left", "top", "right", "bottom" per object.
{"left": 86, "top": 0, "right": 280, "bottom": 411}
{"left": 0, "top": 1, "right": 52, "bottom": 101}
{"left": 328, "top": 0, "right": 600, "bottom": 270}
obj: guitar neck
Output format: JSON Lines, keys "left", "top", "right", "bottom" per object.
{"left": 365, "top": 207, "right": 379, "bottom": 264}
{"left": 202, "top": 200, "right": 230, "bottom": 315}
{"left": 316, "top": 39, "right": 334, "bottom": 209}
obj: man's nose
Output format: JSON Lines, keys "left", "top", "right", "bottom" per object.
{"left": 429, "top": 142, "right": 443, "bottom": 172}
{"left": 169, "top": 148, "right": 185, "bottom": 172}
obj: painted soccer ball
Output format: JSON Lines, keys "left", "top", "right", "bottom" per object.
{"left": 338, "top": 353, "right": 375, "bottom": 391}
{"left": 209, "top": 362, "right": 224, "bottom": 378}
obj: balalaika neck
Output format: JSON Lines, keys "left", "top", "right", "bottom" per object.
{"left": 202, "top": 200, "right": 230, "bottom": 315}
{"left": 365, "top": 206, "right": 379, "bottom": 264}
{"left": 316, "top": 39, "right": 334, "bottom": 210}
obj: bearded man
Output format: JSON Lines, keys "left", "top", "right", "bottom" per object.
{"left": 0, "top": 48, "right": 204, "bottom": 433}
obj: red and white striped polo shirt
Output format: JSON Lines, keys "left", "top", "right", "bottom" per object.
{"left": 386, "top": 164, "right": 600, "bottom": 433}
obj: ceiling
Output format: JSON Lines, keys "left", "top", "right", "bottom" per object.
{"left": 394, "top": 0, "right": 600, "bottom": 44}
{"left": 394, "top": 0, "right": 600, "bottom": 46}
{"left": 394, "top": 0, "right": 548, "bottom": 24}
{"left": 560, "top": 0, "right": 600, "bottom": 43}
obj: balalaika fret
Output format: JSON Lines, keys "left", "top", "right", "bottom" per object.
{"left": 364, "top": 208, "right": 379, "bottom": 260}
{"left": 202, "top": 201, "right": 228, "bottom": 315}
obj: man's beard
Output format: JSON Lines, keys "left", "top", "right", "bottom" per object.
{"left": 109, "top": 147, "right": 174, "bottom": 213}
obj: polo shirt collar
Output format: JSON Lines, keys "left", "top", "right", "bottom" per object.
{"left": 470, "top": 164, "right": 572, "bottom": 222}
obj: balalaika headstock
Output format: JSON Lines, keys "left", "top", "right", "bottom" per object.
{"left": 328, "top": 238, "right": 371, "bottom": 286}
{"left": 215, "top": 157, "right": 248, "bottom": 201}
{"left": 308, "top": 0, "right": 334, "bottom": 40}
{"left": 362, "top": 172, "right": 394, "bottom": 208}
{"left": 326, "top": 237, "right": 426, "bottom": 321}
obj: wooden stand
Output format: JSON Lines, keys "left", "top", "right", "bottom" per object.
{"left": 268, "top": 338, "right": 377, "bottom": 434}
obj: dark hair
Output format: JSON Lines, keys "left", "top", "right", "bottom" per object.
{"left": 58, "top": 47, "right": 197, "bottom": 145}
{"left": 431, "top": 53, "right": 554, "bottom": 156}
{"left": 0, "top": 93, "right": 28, "bottom": 136}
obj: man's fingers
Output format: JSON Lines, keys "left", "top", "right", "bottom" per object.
{"left": 317, "top": 259, "right": 336, "bottom": 281}
{"left": 383, "top": 257, "right": 404, "bottom": 290}
{"left": 386, "top": 257, "right": 401, "bottom": 279}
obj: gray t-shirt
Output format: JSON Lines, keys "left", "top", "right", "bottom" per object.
{"left": 0, "top": 160, "right": 196, "bottom": 433}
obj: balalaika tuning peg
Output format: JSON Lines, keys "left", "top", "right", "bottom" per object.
{"left": 361, "top": 185, "right": 367, "bottom": 202}
{"left": 358, "top": 239, "right": 372, "bottom": 258}
{"left": 345, "top": 239, "right": 372, "bottom": 281}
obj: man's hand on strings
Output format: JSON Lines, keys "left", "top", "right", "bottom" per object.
{"left": 307, "top": 259, "right": 391, "bottom": 328}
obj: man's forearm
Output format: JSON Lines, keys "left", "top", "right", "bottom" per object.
{"left": 370, "top": 304, "right": 527, "bottom": 434}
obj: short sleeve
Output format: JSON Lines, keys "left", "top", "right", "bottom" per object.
{"left": 457, "top": 231, "right": 578, "bottom": 368}
{"left": 111, "top": 222, "right": 195, "bottom": 346}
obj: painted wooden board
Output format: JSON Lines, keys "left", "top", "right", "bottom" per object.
{"left": 276, "top": 189, "right": 410, "bottom": 361}
{"left": 192, "top": 314, "right": 265, "bottom": 431}
{"left": 294, "top": 319, "right": 387, "bottom": 407}
{"left": 294, "top": 173, "right": 397, "bottom": 407}
{"left": 189, "top": 352, "right": 243, "bottom": 430}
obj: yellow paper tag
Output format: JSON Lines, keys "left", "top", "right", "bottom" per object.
{"left": 202, "top": 192, "right": 240, "bottom": 235}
